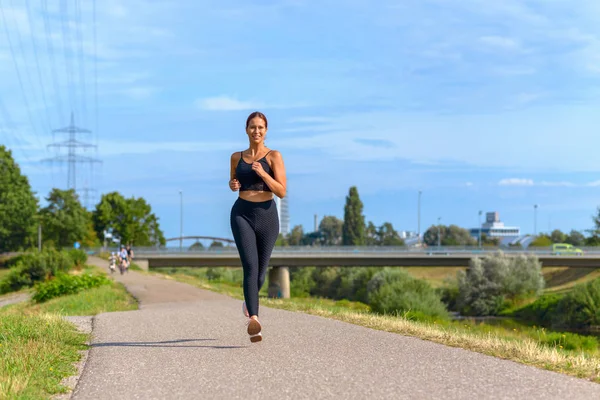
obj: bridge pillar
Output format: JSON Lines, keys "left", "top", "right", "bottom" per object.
{"left": 268, "top": 266, "right": 290, "bottom": 299}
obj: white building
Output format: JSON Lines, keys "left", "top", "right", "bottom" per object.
{"left": 274, "top": 196, "right": 290, "bottom": 235}
{"left": 470, "top": 211, "right": 520, "bottom": 239}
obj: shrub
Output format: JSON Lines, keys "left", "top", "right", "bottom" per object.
{"left": 67, "top": 249, "right": 88, "bottom": 267}
{"left": 289, "top": 266, "right": 316, "bottom": 297}
{"left": 0, "top": 249, "right": 78, "bottom": 294}
{"left": 366, "top": 268, "right": 448, "bottom": 319}
{"left": 457, "top": 252, "right": 544, "bottom": 316}
{"left": 554, "top": 277, "right": 600, "bottom": 330}
{"left": 32, "top": 272, "right": 111, "bottom": 303}
{"left": 512, "top": 293, "right": 563, "bottom": 327}
{"left": 335, "top": 267, "right": 381, "bottom": 304}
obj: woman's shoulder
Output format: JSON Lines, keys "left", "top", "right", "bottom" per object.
{"left": 266, "top": 149, "right": 282, "bottom": 159}
{"left": 230, "top": 151, "right": 243, "bottom": 161}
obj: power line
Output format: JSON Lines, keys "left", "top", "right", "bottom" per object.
{"left": 0, "top": 0, "right": 45, "bottom": 150}
{"left": 59, "top": 0, "right": 77, "bottom": 118}
{"left": 24, "top": 0, "right": 53, "bottom": 133}
{"left": 74, "top": 0, "right": 87, "bottom": 128}
{"left": 41, "top": 0, "right": 65, "bottom": 125}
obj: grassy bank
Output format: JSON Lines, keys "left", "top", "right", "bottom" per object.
{"left": 149, "top": 267, "right": 600, "bottom": 383}
{"left": 0, "top": 266, "right": 138, "bottom": 399}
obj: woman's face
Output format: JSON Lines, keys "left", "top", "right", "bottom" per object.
{"left": 246, "top": 117, "right": 267, "bottom": 145}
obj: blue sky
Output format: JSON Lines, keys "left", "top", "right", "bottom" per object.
{"left": 1, "top": 0, "right": 600, "bottom": 244}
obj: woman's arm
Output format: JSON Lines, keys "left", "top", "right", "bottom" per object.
{"left": 229, "top": 152, "right": 241, "bottom": 191}
{"left": 254, "top": 150, "right": 287, "bottom": 198}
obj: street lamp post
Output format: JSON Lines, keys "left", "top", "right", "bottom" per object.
{"left": 418, "top": 190, "right": 422, "bottom": 245}
{"left": 478, "top": 210, "right": 482, "bottom": 248}
{"left": 534, "top": 204, "right": 538, "bottom": 236}
{"left": 179, "top": 190, "right": 183, "bottom": 251}
{"left": 437, "top": 217, "right": 441, "bottom": 248}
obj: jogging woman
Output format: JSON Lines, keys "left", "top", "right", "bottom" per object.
{"left": 229, "top": 111, "right": 287, "bottom": 343}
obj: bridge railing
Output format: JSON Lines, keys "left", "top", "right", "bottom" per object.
{"left": 91, "top": 245, "right": 600, "bottom": 256}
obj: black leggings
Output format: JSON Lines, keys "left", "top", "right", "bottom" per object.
{"left": 230, "top": 197, "right": 279, "bottom": 317}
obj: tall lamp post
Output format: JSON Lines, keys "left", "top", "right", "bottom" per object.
{"left": 534, "top": 204, "right": 538, "bottom": 236}
{"left": 478, "top": 210, "right": 482, "bottom": 248}
{"left": 437, "top": 217, "right": 442, "bottom": 248}
{"left": 418, "top": 190, "right": 422, "bottom": 245}
{"left": 179, "top": 190, "right": 183, "bottom": 251}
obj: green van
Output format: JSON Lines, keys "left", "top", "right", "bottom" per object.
{"left": 551, "top": 243, "right": 584, "bottom": 255}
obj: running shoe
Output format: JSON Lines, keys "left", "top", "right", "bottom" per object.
{"left": 247, "top": 317, "right": 262, "bottom": 336}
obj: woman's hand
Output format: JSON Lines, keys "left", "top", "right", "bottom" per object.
{"left": 252, "top": 161, "right": 266, "bottom": 177}
{"left": 229, "top": 178, "right": 241, "bottom": 191}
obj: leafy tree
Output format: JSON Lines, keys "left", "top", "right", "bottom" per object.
{"left": 301, "top": 231, "right": 322, "bottom": 246}
{"left": 377, "top": 222, "right": 404, "bottom": 246}
{"left": 342, "top": 186, "right": 366, "bottom": 245}
{"left": 565, "top": 230, "right": 585, "bottom": 247}
{"left": 423, "top": 224, "right": 476, "bottom": 246}
{"left": 366, "top": 221, "right": 378, "bottom": 246}
{"left": 480, "top": 233, "right": 500, "bottom": 247}
{"left": 209, "top": 241, "right": 224, "bottom": 249}
{"left": 39, "top": 188, "right": 97, "bottom": 249}
{"left": 92, "top": 191, "right": 166, "bottom": 247}
{"left": 275, "top": 233, "right": 288, "bottom": 247}
{"left": 530, "top": 235, "right": 552, "bottom": 247}
{"left": 457, "top": 252, "right": 544, "bottom": 316}
{"left": 288, "top": 225, "right": 304, "bottom": 246}
{"left": 0, "top": 146, "right": 38, "bottom": 252}
{"left": 550, "top": 229, "right": 567, "bottom": 244}
{"left": 189, "top": 241, "right": 204, "bottom": 250}
{"left": 319, "top": 216, "right": 343, "bottom": 245}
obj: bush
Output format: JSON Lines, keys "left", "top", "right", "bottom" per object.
{"left": 512, "top": 293, "right": 563, "bottom": 327}
{"left": 457, "top": 252, "right": 544, "bottom": 316}
{"left": 0, "top": 249, "right": 78, "bottom": 294}
{"left": 553, "top": 278, "right": 600, "bottom": 330}
{"left": 366, "top": 268, "right": 448, "bottom": 319}
{"left": 67, "top": 249, "right": 87, "bottom": 267}
{"left": 289, "top": 266, "right": 316, "bottom": 297}
{"left": 32, "top": 272, "right": 111, "bottom": 303}
{"left": 335, "top": 267, "right": 381, "bottom": 304}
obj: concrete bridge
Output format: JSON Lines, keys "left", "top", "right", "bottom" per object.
{"left": 130, "top": 246, "right": 600, "bottom": 300}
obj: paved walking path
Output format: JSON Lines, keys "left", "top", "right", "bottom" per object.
{"left": 72, "top": 257, "right": 600, "bottom": 399}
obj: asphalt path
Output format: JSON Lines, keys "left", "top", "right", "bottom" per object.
{"left": 72, "top": 257, "right": 600, "bottom": 399}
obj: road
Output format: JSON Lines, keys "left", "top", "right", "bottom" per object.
{"left": 71, "top": 257, "right": 600, "bottom": 399}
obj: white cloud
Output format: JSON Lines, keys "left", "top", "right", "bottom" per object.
{"left": 195, "top": 96, "right": 263, "bottom": 111}
{"left": 539, "top": 181, "right": 576, "bottom": 187}
{"left": 586, "top": 180, "right": 600, "bottom": 187}
{"left": 498, "top": 178, "right": 534, "bottom": 186}
{"left": 479, "top": 36, "right": 521, "bottom": 51}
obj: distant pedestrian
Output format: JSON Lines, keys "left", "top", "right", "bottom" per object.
{"left": 229, "top": 111, "right": 287, "bottom": 343}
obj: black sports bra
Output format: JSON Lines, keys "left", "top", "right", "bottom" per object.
{"left": 235, "top": 151, "right": 275, "bottom": 192}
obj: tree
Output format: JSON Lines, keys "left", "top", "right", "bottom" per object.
{"left": 377, "top": 222, "right": 404, "bottom": 246}
{"left": 342, "top": 186, "right": 366, "bottom": 245}
{"left": 288, "top": 225, "right": 304, "bottom": 246}
{"left": 550, "top": 229, "right": 567, "bottom": 244}
{"left": 39, "top": 188, "right": 97, "bottom": 248}
{"left": 565, "top": 230, "right": 585, "bottom": 247}
{"left": 530, "top": 234, "right": 552, "bottom": 247}
{"left": 209, "top": 241, "right": 224, "bottom": 249}
{"left": 92, "top": 191, "right": 166, "bottom": 247}
{"left": 319, "top": 216, "right": 343, "bottom": 245}
{"left": 365, "top": 221, "right": 405, "bottom": 246}
{"left": 423, "top": 224, "right": 476, "bottom": 246}
{"left": 275, "top": 233, "right": 288, "bottom": 247}
{"left": 366, "top": 221, "right": 378, "bottom": 246}
{"left": 189, "top": 241, "right": 204, "bottom": 251}
{"left": 0, "top": 146, "right": 38, "bottom": 252}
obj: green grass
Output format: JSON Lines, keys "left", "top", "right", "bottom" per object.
{"left": 0, "top": 313, "right": 87, "bottom": 398}
{"left": 0, "top": 265, "right": 138, "bottom": 399}
{"left": 148, "top": 267, "right": 600, "bottom": 383}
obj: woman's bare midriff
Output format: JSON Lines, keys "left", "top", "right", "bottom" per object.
{"left": 239, "top": 190, "right": 274, "bottom": 202}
